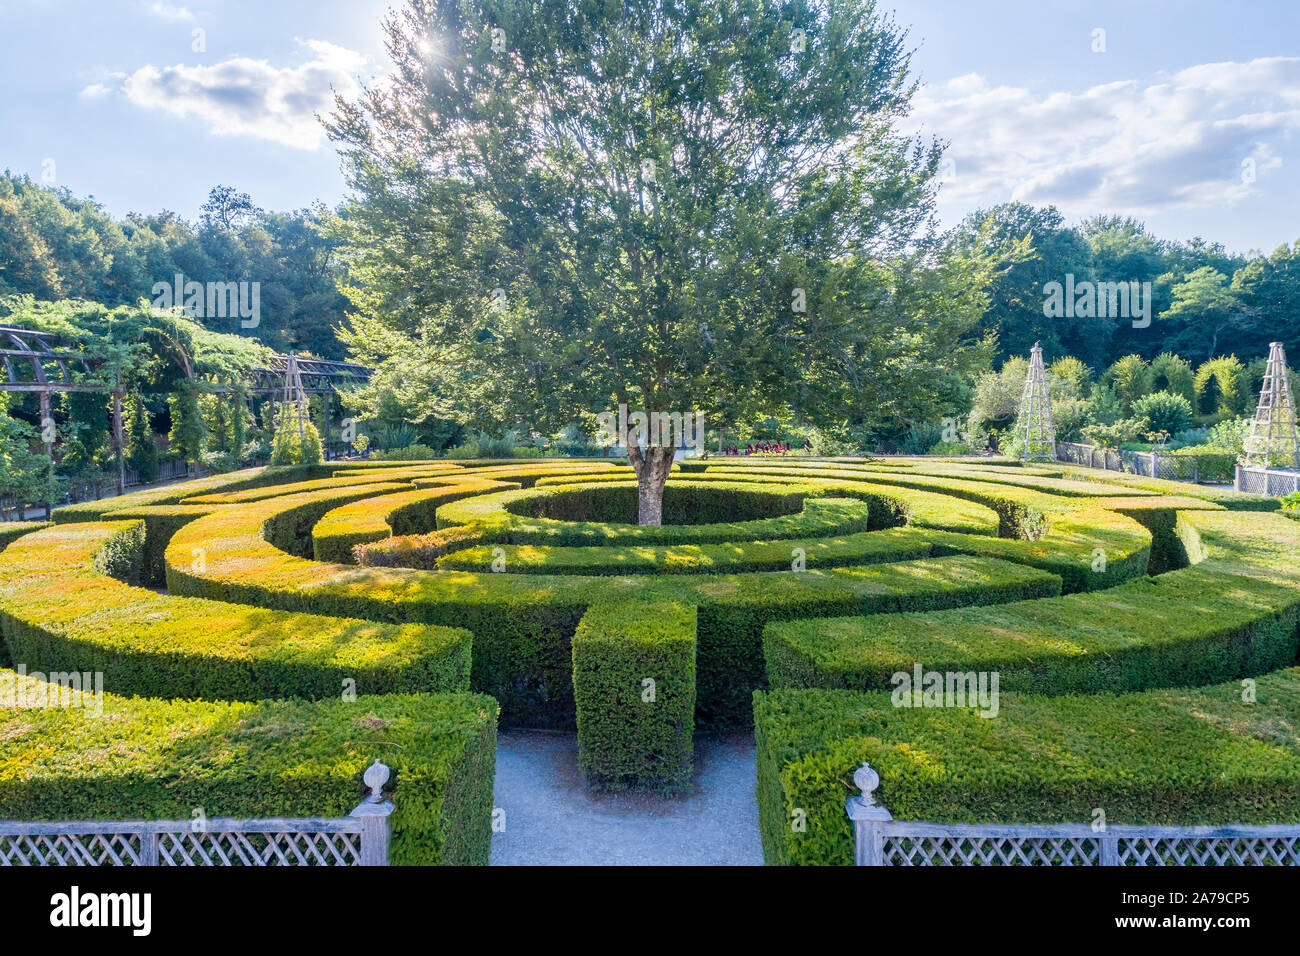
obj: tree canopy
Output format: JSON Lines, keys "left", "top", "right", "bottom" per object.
{"left": 327, "top": 0, "right": 1010, "bottom": 521}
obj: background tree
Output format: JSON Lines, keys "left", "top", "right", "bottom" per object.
{"left": 1160, "top": 266, "right": 1247, "bottom": 360}
{"left": 951, "top": 202, "right": 1104, "bottom": 367}
{"left": 328, "top": 0, "right": 994, "bottom": 523}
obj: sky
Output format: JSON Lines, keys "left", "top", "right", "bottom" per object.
{"left": 1, "top": 0, "right": 1298, "bottom": 255}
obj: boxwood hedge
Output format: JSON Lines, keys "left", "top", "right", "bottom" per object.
{"left": 572, "top": 602, "right": 697, "bottom": 792}
{"left": 754, "top": 669, "right": 1300, "bottom": 865}
{"left": 0, "top": 521, "right": 472, "bottom": 702}
{"left": 0, "top": 667, "right": 498, "bottom": 865}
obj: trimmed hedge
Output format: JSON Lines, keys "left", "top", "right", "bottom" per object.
{"left": 312, "top": 478, "right": 520, "bottom": 564}
{"left": 163, "top": 487, "right": 1060, "bottom": 728}
{"left": 356, "top": 524, "right": 489, "bottom": 569}
{"left": 572, "top": 602, "right": 697, "bottom": 792}
{"left": 916, "top": 505, "right": 1154, "bottom": 592}
{"left": 108, "top": 504, "right": 219, "bottom": 584}
{"left": 0, "top": 521, "right": 49, "bottom": 552}
{"left": 0, "top": 521, "right": 473, "bottom": 702}
{"left": 1055, "top": 465, "right": 1280, "bottom": 511}
{"left": 695, "top": 468, "right": 1001, "bottom": 535}
{"left": 436, "top": 527, "right": 935, "bottom": 575}
{"left": 754, "top": 669, "right": 1300, "bottom": 865}
{"left": 183, "top": 471, "right": 419, "bottom": 505}
{"left": 764, "top": 507, "right": 1300, "bottom": 699}
{"left": 763, "top": 564, "right": 1300, "bottom": 697}
{"left": 436, "top": 480, "right": 878, "bottom": 546}
{"left": 0, "top": 668, "right": 498, "bottom": 865}
{"left": 51, "top": 464, "right": 321, "bottom": 523}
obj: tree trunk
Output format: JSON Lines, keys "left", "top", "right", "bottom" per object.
{"left": 629, "top": 444, "right": 675, "bottom": 525}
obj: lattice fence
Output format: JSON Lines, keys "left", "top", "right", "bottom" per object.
{"left": 1236, "top": 465, "right": 1300, "bottom": 496}
{"left": 846, "top": 763, "right": 1300, "bottom": 866}
{"left": 870, "top": 823, "right": 1300, "bottom": 866}
{"left": 1056, "top": 441, "right": 1236, "bottom": 484}
{"left": 0, "top": 819, "right": 365, "bottom": 866}
{"left": 0, "top": 760, "right": 394, "bottom": 866}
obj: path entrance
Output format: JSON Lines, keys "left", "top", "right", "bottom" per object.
{"left": 490, "top": 731, "right": 763, "bottom": 865}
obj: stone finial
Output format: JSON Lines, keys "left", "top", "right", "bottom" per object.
{"left": 853, "top": 761, "right": 881, "bottom": 807}
{"left": 364, "top": 760, "right": 391, "bottom": 803}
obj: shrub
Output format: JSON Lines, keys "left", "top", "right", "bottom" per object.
{"left": 1150, "top": 352, "right": 1196, "bottom": 403}
{"left": 1132, "top": 390, "right": 1194, "bottom": 435}
{"left": 0, "top": 521, "right": 48, "bottom": 553}
{"left": 1195, "top": 356, "right": 1251, "bottom": 418}
{"left": 0, "top": 521, "right": 473, "bottom": 702}
{"left": 312, "top": 480, "right": 518, "bottom": 564}
{"left": 572, "top": 602, "right": 697, "bottom": 792}
{"left": 271, "top": 416, "right": 324, "bottom": 466}
{"left": 754, "top": 670, "right": 1300, "bottom": 865}
{"left": 162, "top": 481, "right": 1060, "bottom": 729}
{"left": 1082, "top": 418, "right": 1142, "bottom": 450}
{"left": 763, "top": 565, "right": 1300, "bottom": 697}
{"left": 0, "top": 668, "right": 498, "bottom": 865}
{"left": 372, "top": 443, "right": 440, "bottom": 460}
{"left": 1105, "top": 354, "right": 1153, "bottom": 411}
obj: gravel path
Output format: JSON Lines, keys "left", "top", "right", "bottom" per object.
{"left": 490, "top": 730, "right": 763, "bottom": 866}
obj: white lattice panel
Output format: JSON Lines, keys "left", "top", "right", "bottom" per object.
{"left": 158, "top": 830, "right": 361, "bottom": 866}
{"left": 885, "top": 834, "right": 1100, "bottom": 866}
{"left": 1117, "top": 835, "right": 1300, "bottom": 866}
{"left": 1, "top": 832, "right": 144, "bottom": 866}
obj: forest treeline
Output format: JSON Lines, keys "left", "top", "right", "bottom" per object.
{"left": 0, "top": 173, "right": 348, "bottom": 359}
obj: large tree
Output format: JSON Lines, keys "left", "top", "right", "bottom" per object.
{"left": 328, "top": 0, "right": 989, "bottom": 523}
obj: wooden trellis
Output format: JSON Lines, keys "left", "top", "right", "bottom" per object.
{"left": 1, "top": 325, "right": 123, "bottom": 493}
{"left": 1244, "top": 341, "right": 1299, "bottom": 470}
{"left": 1, "top": 324, "right": 371, "bottom": 498}
{"left": 1015, "top": 342, "right": 1056, "bottom": 461}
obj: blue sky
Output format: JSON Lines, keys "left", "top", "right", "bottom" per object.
{"left": 2, "top": 0, "right": 1297, "bottom": 255}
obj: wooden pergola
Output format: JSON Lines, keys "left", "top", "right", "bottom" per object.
{"left": 1, "top": 325, "right": 371, "bottom": 495}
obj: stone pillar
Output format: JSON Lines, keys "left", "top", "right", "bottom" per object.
{"left": 845, "top": 761, "right": 893, "bottom": 866}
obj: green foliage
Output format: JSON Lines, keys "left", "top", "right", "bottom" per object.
{"left": 952, "top": 203, "right": 1104, "bottom": 366}
{"left": 443, "top": 430, "right": 537, "bottom": 459}
{"left": 0, "top": 669, "right": 498, "bottom": 865}
{"left": 0, "top": 175, "right": 352, "bottom": 358}
{"left": 328, "top": 0, "right": 1005, "bottom": 519}
{"left": 763, "top": 562, "right": 1299, "bottom": 697}
{"left": 1195, "top": 356, "right": 1251, "bottom": 418}
{"left": 1082, "top": 418, "right": 1142, "bottom": 450}
{"left": 1105, "top": 354, "right": 1153, "bottom": 411}
{"left": 1132, "top": 390, "right": 1194, "bottom": 435}
{"left": 966, "top": 357, "right": 1028, "bottom": 446}
{"left": 755, "top": 669, "right": 1300, "bottom": 865}
{"left": 270, "top": 413, "right": 324, "bottom": 466}
{"left": 0, "top": 391, "right": 52, "bottom": 509}
{"left": 1150, "top": 352, "right": 1196, "bottom": 403}
{"left": 572, "top": 602, "right": 697, "bottom": 793}
{"left": 0, "top": 521, "right": 474, "bottom": 702}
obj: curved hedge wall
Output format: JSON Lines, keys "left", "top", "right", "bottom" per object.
{"left": 3, "top": 453, "right": 1292, "bottom": 854}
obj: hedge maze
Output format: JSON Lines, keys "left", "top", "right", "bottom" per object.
{"left": 1, "top": 455, "right": 1296, "bottom": 864}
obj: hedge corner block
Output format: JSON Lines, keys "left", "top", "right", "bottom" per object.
{"left": 572, "top": 601, "right": 698, "bottom": 794}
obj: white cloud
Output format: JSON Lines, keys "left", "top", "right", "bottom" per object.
{"left": 148, "top": 2, "right": 194, "bottom": 20}
{"left": 117, "top": 39, "right": 365, "bottom": 149}
{"left": 914, "top": 56, "right": 1300, "bottom": 217}
{"left": 79, "top": 82, "right": 111, "bottom": 98}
